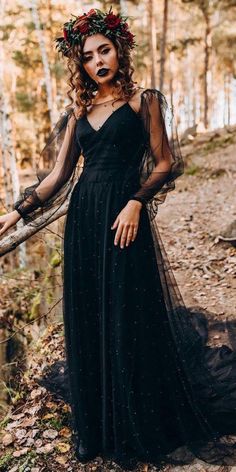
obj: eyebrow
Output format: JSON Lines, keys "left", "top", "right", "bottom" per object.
{"left": 82, "top": 43, "right": 111, "bottom": 55}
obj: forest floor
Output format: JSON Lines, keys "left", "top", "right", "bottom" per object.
{"left": 0, "top": 127, "right": 236, "bottom": 472}
{"left": 158, "top": 130, "right": 236, "bottom": 322}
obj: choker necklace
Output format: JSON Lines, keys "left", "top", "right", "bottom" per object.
{"left": 92, "top": 97, "right": 121, "bottom": 106}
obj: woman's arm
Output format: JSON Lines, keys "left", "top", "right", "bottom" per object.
{"left": 14, "top": 110, "right": 81, "bottom": 219}
{"left": 128, "top": 89, "right": 183, "bottom": 214}
{"left": 110, "top": 89, "right": 183, "bottom": 248}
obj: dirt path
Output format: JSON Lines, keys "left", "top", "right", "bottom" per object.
{"left": 158, "top": 140, "right": 236, "bottom": 319}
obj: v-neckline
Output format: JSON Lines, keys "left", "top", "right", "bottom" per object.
{"left": 84, "top": 101, "right": 138, "bottom": 133}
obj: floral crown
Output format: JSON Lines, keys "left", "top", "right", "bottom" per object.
{"left": 55, "top": 6, "right": 136, "bottom": 56}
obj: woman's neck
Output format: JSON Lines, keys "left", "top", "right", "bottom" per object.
{"left": 95, "top": 84, "right": 117, "bottom": 100}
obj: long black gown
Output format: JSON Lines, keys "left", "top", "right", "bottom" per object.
{"left": 13, "top": 89, "right": 236, "bottom": 470}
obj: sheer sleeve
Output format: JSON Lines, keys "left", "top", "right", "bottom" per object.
{"left": 13, "top": 108, "right": 81, "bottom": 224}
{"left": 129, "top": 89, "right": 184, "bottom": 220}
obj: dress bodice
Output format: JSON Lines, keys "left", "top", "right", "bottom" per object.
{"left": 75, "top": 102, "right": 146, "bottom": 178}
{"left": 13, "top": 88, "right": 184, "bottom": 224}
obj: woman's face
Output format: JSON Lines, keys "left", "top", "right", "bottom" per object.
{"left": 81, "top": 33, "right": 119, "bottom": 86}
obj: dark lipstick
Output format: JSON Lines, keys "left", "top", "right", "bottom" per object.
{"left": 97, "top": 68, "right": 110, "bottom": 76}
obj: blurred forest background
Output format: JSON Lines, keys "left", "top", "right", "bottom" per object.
{"left": 1, "top": 0, "right": 236, "bottom": 215}
{"left": 0, "top": 1, "right": 236, "bottom": 471}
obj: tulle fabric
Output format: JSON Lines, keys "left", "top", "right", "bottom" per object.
{"left": 13, "top": 108, "right": 82, "bottom": 225}
{"left": 13, "top": 88, "right": 183, "bottom": 223}
{"left": 12, "top": 88, "right": 236, "bottom": 470}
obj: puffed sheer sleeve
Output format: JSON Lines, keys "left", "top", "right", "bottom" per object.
{"left": 13, "top": 108, "right": 81, "bottom": 224}
{"left": 129, "top": 89, "right": 184, "bottom": 220}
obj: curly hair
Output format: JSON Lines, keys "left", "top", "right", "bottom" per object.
{"left": 65, "top": 34, "right": 138, "bottom": 119}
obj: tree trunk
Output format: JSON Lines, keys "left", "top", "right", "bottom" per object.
{"left": 227, "top": 74, "right": 231, "bottom": 126}
{"left": 148, "top": 0, "right": 157, "bottom": 88}
{"left": 31, "top": 0, "right": 56, "bottom": 129}
{"left": 203, "top": 9, "right": 211, "bottom": 129}
{"left": 0, "top": 7, "right": 26, "bottom": 268}
{"left": 159, "top": 0, "right": 169, "bottom": 92}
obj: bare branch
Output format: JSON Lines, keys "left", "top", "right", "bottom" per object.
{"left": 0, "top": 297, "right": 62, "bottom": 344}
{"left": 0, "top": 199, "right": 69, "bottom": 257}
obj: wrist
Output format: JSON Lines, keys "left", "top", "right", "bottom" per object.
{"left": 13, "top": 209, "right": 23, "bottom": 220}
{"left": 127, "top": 199, "right": 143, "bottom": 210}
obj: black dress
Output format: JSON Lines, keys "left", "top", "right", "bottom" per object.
{"left": 13, "top": 89, "right": 236, "bottom": 470}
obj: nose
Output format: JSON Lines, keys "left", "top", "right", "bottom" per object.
{"left": 95, "top": 53, "right": 103, "bottom": 67}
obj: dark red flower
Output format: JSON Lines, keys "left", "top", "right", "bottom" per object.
{"left": 86, "top": 9, "right": 97, "bottom": 18}
{"left": 78, "top": 22, "right": 90, "bottom": 34}
{"left": 124, "top": 31, "right": 135, "bottom": 45}
{"left": 105, "top": 13, "right": 121, "bottom": 29}
{"left": 63, "top": 28, "right": 68, "bottom": 41}
{"left": 73, "top": 16, "right": 89, "bottom": 34}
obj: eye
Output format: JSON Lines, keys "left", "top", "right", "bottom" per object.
{"left": 101, "top": 48, "right": 110, "bottom": 54}
{"left": 82, "top": 56, "right": 91, "bottom": 63}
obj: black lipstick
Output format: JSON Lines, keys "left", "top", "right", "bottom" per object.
{"left": 97, "top": 68, "right": 110, "bottom": 76}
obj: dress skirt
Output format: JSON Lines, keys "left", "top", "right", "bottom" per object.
{"left": 62, "top": 168, "right": 236, "bottom": 469}
{"left": 52, "top": 102, "right": 236, "bottom": 469}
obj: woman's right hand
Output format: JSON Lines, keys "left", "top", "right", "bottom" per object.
{"left": 0, "top": 210, "right": 22, "bottom": 237}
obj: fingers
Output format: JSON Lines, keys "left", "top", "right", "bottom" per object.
{"left": 0, "top": 223, "right": 9, "bottom": 237}
{"left": 125, "top": 225, "right": 134, "bottom": 246}
{"left": 114, "top": 223, "right": 138, "bottom": 248}
{"left": 119, "top": 224, "right": 129, "bottom": 249}
{"left": 131, "top": 225, "right": 138, "bottom": 242}
{"left": 111, "top": 218, "right": 118, "bottom": 230}
{"left": 114, "top": 221, "right": 124, "bottom": 247}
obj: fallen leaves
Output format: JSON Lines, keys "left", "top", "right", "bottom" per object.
{"left": 12, "top": 447, "right": 29, "bottom": 457}
{"left": 2, "top": 432, "right": 14, "bottom": 446}
{"left": 56, "top": 442, "right": 71, "bottom": 453}
{"left": 42, "top": 429, "right": 58, "bottom": 440}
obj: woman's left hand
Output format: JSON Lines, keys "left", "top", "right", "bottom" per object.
{"left": 111, "top": 200, "right": 143, "bottom": 248}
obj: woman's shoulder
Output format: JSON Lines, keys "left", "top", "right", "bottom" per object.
{"left": 130, "top": 86, "right": 162, "bottom": 113}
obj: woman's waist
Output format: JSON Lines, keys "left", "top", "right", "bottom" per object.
{"left": 79, "top": 165, "right": 140, "bottom": 183}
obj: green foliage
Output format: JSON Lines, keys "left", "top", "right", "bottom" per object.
{"left": 212, "top": 28, "right": 236, "bottom": 74}
{"left": 49, "top": 251, "right": 62, "bottom": 268}
{"left": 0, "top": 452, "right": 13, "bottom": 469}
{"left": 1, "top": 24, "right": 16, "bottom": 41}
{"left": 40, "top": 416, "right": 64, "bottom": 430}
{"left": 0, "top": 415, "right": 10, "bottom": 429}
{"left": 12, "top": 48, "right": 41, "bottom": 68}
{"left": 25, "top": 21, "right": 36, "bottom": 32}
{"left": 18, "top": 452, "right": 37, "bottom": 470}
{"left": 15, "top": 92, "right": 35, "bottom": 113}
{"left": 202, "top": 134, "right": 235, "bottom": 153}
{"left": 12, "top": 50, "right": 31, "bottom": 68}
{"left": 185, "top": 163, "right": 201, "bottom": 175}
{"left": 30, "top": 292, "right": 41, "bottom": 320}
{"left": 50, "top": 62, "right": 66, "bottom": 80}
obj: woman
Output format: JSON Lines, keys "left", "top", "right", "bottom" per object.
{"left": 1, "top": 7, "right": 236, "bottom": 471}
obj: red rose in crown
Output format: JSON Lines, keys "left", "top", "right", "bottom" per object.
{"left": 105, "top": 13, "right": 121, "bottom": 29}
{"left": 55, "top": 7, "right": 137, "bottom": 56}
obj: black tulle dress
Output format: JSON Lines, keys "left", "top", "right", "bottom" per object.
{"left": 13, "top": 89, "right": 236, "bottom": 470}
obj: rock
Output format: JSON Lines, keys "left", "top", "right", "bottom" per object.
{"left": 218, "top": 221, "right": 236, "bottom": 247}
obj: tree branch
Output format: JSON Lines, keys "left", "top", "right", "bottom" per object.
{"left": 0, "top": 199, "right": 69, "bottom": 257}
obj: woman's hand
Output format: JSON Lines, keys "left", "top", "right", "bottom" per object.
{"left": 0, "top": 210, "right": 22, "bottom": 237}
{"left": 111, "top": 200, "right": 143, "bottom": 249}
